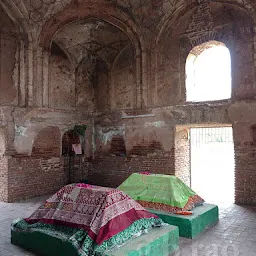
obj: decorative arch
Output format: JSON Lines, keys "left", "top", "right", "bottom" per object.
{"left": 0, "top": 1, "right": 31, "bottom": 42}
{"left": 152, "top": 0, "right": 255, "bottom": 106}
{"left": 39, "top": 2, "right": 146, "bottom": 109}
{"left": 155, "top": 0, "right": 256, "bottom": 43}
{"left": 14, "top": 124, "right": 61, "bottom": 156}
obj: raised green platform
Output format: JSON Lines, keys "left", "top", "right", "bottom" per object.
{"left": 11, "top": 225, "right": 179, "bottom": 256}
{"left": 148, "top": 204, "right": 219, "bottom": 239}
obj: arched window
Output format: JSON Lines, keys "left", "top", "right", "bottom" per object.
{"left": 186, "top": 41, "right": 231, "bottom": 102}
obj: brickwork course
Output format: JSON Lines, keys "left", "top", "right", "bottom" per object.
{"left": 0, "top": 0, "right": 256, "bottom": 205}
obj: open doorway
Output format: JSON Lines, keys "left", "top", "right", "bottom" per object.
{"left": 190, "top": 126, "right": 235, "bottom": 204}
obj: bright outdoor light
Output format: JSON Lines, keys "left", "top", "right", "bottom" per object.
{"left": 186, "top": 42, "right": 231, "bottom": 102}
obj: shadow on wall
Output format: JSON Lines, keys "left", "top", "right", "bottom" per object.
{"left": 109, "top": 136, "right": 126, "bottom": 156}
{"left": 31, "top": 126, "right": 61, "bottom": 157}
{"left": 251, "top": 124, "right": 256, "bottom": 144}
{"left": 62, "top": 130, "right": 81, "bottom": 156}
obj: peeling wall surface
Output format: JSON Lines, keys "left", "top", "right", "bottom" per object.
{"left": 0, "top": 0, "right": 256, "bottom": 204}
{"left": 0, "top": 7, "right": 18, "bottom": 105}
{"left": 49, "top": 47, "right": 76, "bottom": 110}
{"left": 111, "top": 44, "right": 136, "bottom": 110}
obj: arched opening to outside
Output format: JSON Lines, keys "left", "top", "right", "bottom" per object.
{"left": 186, "top": 41, "right": 231, "bottom": 102}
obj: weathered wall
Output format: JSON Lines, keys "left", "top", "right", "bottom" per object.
{"left": 76, "top": 58, "right": 95, "bottom": 111}
{"left": 229, "top": 103, "right": 256, "bottom": 205}
{"left": 0, "top": 106, "right": 94, "bottom": 201}
{"left": 155, "top": 2, "right": 255, "bottom": 106}
{"left": 0, "top": 7, "right": 18, "bottom": 105}
{"left": 0, "top": 157, "right": 8, "bottom": 201}
{"left": 93, "top": 104, "right": 229, "bottom": 187}
{"left": 49, "top": 44, "right": 76, "bottom": 110}
{"left": 87, "top": 156, "right": 175, "bottom": 188}
{"left": 95, "top": 59, "right": 109, "bottom": 112}
{"left": 175, "top": 128, "right": 190, "bottom": 186}
{"left": 31, "top": 126, "right": 61, "bottom": 157}
{"left": 0, "top": 0, "right": 256, "bottom": 205}
{"left": 7, "top": 156, "right": 65, "bottom": 202}
{"left": 0, "top": 128, "right": 6, "bottom": 156}
{"left": 111, "top": 44, "right": 136, "bottom": 110}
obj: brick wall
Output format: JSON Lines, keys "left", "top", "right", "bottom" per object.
{"left": 7, "top": 156, "right": 66, "bottom": 202}
{"left": 235, "top": 143, "right": 256, "bottom": 205}
{"left": 129, "top": 141, "right": 164, "bottom": 156}
{"left": 32, "top": 126, "right": 61, "bottom": 157}
{"left": 0, "top": 157, "right": 8, "bottom": 201}
{"left": 87, "top": 155, "right": 175, "bottom": 188}
{"left": 175, "top": 129, "right": 190, "bottom": 186}
{"left": 110, "top": 136, "right": 126, "bottom": 156}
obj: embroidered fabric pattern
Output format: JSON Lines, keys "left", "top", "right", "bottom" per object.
{"left": 22, "top": 184, "right": 162, "bottom": 249}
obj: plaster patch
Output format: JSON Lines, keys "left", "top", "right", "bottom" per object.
{"left": 144, "top": 121, "right": 166, "bottom": 128}
{"left": 15, "top": 125, "right": 28, "bottom": 137}
{"left": 97, "top": 127, "right": 125, "bottom": 145}
{"left": 0, "top": 109, "right": 6, "bottom": 125}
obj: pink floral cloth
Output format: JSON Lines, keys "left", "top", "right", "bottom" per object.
{"left": 25, "top": 184, "right": 158, "bottom": 245}
{"left": 140, "top": 172, "right": 151, "bottom": 175}
{"left": 75, "top": 183, "right": 93, "bottom": 188}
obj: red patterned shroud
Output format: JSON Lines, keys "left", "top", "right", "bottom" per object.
{"left": 25, "top": 184, "right": 158, "bottom": 245}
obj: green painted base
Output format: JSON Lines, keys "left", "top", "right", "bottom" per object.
{"left": 11, "top": 225, "right": 179, "bottom": 256}
{"left": 149, "top": 204, "right": 219, "bottom": 239}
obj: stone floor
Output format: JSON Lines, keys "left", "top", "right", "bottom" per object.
{"left": 0, "top": 197, "right": 256, "bottom": 256}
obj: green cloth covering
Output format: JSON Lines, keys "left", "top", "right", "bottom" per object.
{"left": 149, "top": 204, "right": 219, "bottom": 238}
{"left": 118, "top": 173, "right": 198, "bottom": 208}
{"left": 11, "top": 221, "right": 179, "bottom": 256}
{"left": 11, "top": 218, "right": 161, "bottom": 256}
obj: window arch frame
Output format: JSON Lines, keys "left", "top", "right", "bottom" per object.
{"left": 185, "top": 40, "right": 232, "bottom": 103}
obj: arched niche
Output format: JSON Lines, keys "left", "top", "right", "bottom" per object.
{"left": 32, "top": 126, "right": 61, "bottom": 157}
{"left": 39, "top": 3, "right": 144, "bottom": 109}
{"left": 50, "top": 17, "right": 135, "bottom": 112}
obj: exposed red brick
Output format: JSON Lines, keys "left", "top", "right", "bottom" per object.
{"left": 32, "top": 127, "right": 61, "bottom": 157}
